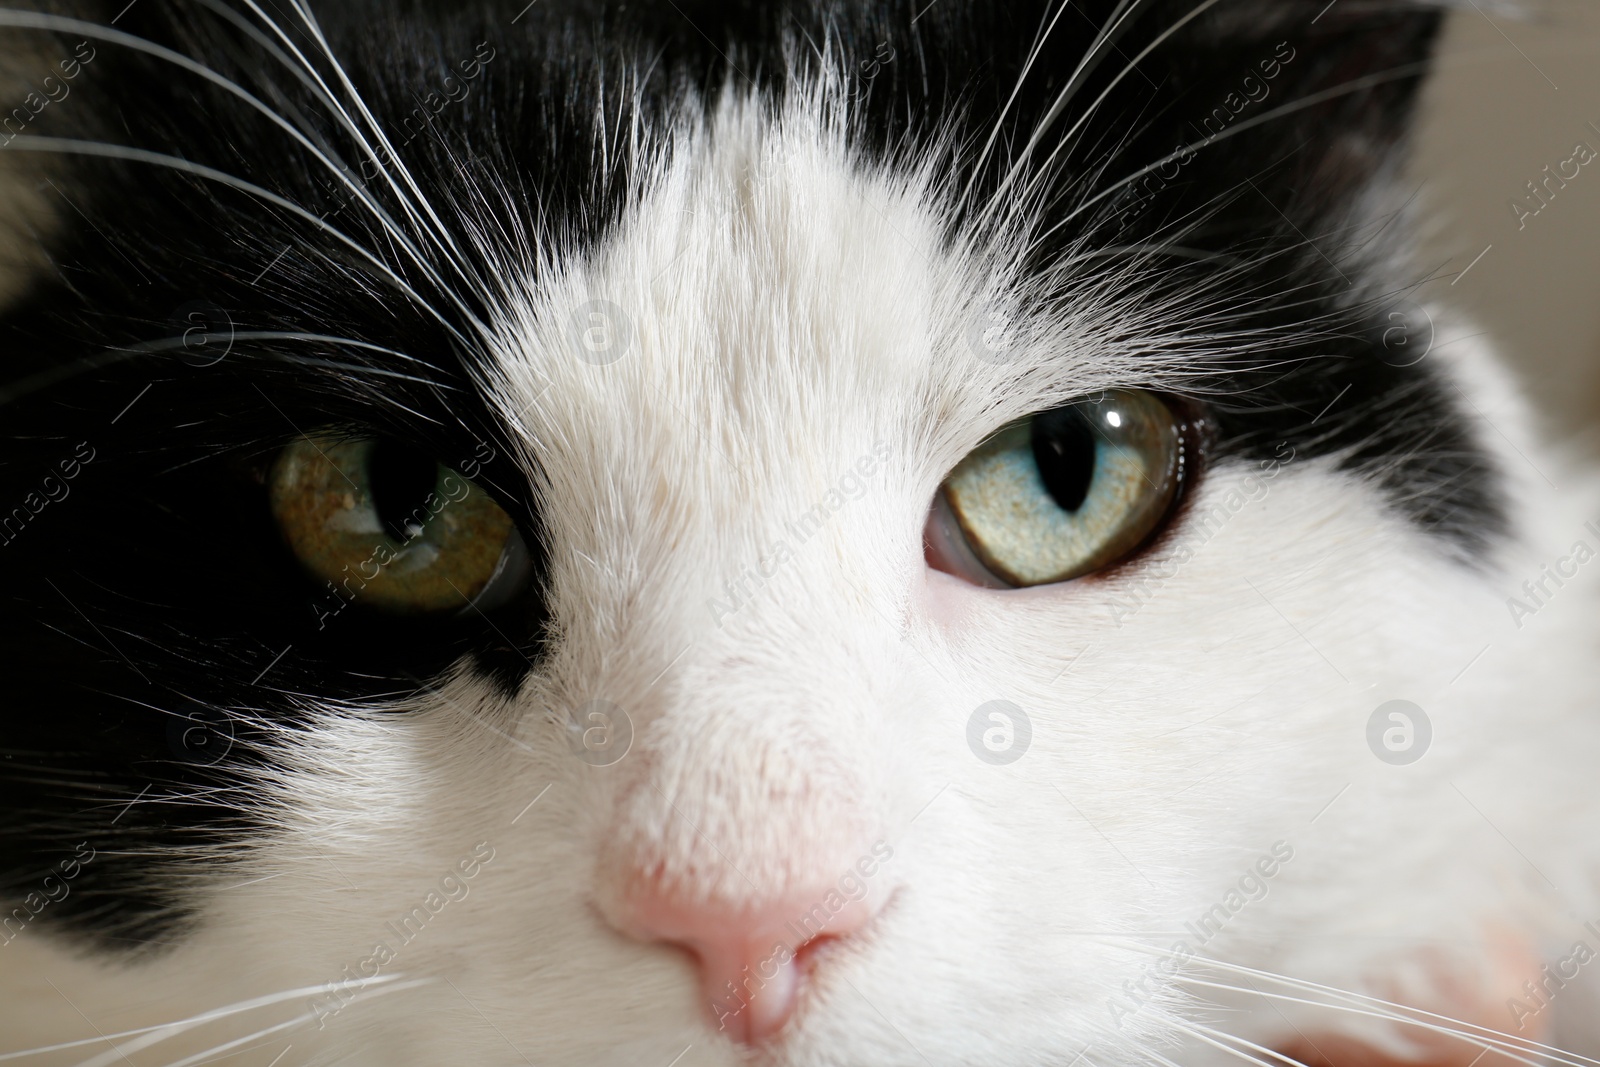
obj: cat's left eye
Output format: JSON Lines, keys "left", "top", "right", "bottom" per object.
{"left": 925, "top": 389, "right": 1192, "bottom": 588}
{"left": 269, "top": 437, "right": 530, "bottom": 614}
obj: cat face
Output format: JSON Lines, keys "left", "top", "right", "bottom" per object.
{"left": 4, "top": 1, "right": 1586, "bottom": 1065}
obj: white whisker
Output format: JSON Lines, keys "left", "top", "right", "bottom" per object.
{"left": 127, "top": 977, "right": 430, "bottom": 1067}
{"left": 1180, "top": 1022, "right": 1311, "bottom": 1067}
{"left": 250, "top": 0, "right": 484, "bottom": 300}
{"left": 998, "top": 0, "right": 1230, "bottom": 233}
{"left": 0, "top": 977, "right": 409, "bottom": 1062}
{"left": 0, "top": 10, "right": 485, "bottom": 342}
{"left": 1181, "top": 960, "right": 1600, "bottom": 1067}
{"left": 1096, "top": 938, "right": 1600, "bottom": 1067}
{"left": 1048, "top": 61, "right": 1434, "bottom": 242}
{"left": 187, "top": 0, "right": 495, "bottom": 337}
{"left": 959, "top": 0, "right": 1076, "bottom": 210}
{"left": 3, "top": 135, "right": 473, "bottom": 349}
{"left": 0, "top": 327, "right": 457, "bottom": 412}
{"left": 976, "top": 0, "right": 1189, "bottom": 231}
{"left": 1179, "top": 976, "right": 1559, "bottom": 1067}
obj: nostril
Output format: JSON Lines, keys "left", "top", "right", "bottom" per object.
{"left": 618, "top": 887, "right": 883, "bottom": 1044}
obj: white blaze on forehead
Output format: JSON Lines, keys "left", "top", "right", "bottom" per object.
{"left": 478, "top": 92, "right": 1179, "bottom": 629}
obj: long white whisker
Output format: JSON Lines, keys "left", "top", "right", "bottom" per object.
{"left": 1190, "top": 1015, "right": 1358, "bottom": 1067}
{"left": 219, "top": 0, "right": 481, "bottom": 306}
{"left": 975, "top": 0, "right": 1184, "bottom": 230}
{"left": 0, "top": 977, "right": 408, "bottom": 1062}
{"left": 1048, "top": 61, "right": 1433, "bottom": 241}
{"left": 123, "top": 331, "right": 438, "bottom": 367}
{"left": 83, "top": 977, "right": 433, "bottom": 1067}
{"left": 1099, "top": 939, "right": 1600, "bottom": 1067}
{"left": 1179, "top": 976, "right": 1561, "bottom": 1067}
{"left": 959, "top": 0, "right": 1076, "bottom": 210}
{"left": 1140, "top": 1043, "right": 1228, "bottom": 1067}
{"left": 1179, "top": 1022, "right": 1309, "bottom": 1067}
{"left": 0, "top": 333, "right": 456, "bottom": 415}
{"left": 269, "top": 0, "right": 481, "bottom": 290}
{"left": 1179, "top": 954, "right": 1600, "bottom": 1067}
{"left": 0, "top": 11, "right": 484, "bottom": 339}
{"left": 990, "top": 0, "right": 1229, "bottom": 234}
{"left": 191, "top": 0, "right": 481, "bottom": 279}
{"left": 3, "top": 135, "right": 472, "bottom": 348}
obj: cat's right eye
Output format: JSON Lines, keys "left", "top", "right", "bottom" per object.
{"left": 269, "top": 436, "right": 531, "bottom": 614}
{"left": 925, "top": 389, "right": 1194, "bottom": 588}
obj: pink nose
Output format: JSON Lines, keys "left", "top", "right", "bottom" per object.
{"left": 621, "top": 881, "right": 879, "bottom": 1044}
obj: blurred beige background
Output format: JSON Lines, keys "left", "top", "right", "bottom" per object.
{"left": 1413, "top": 0, "right": 1600, "bottom": 447}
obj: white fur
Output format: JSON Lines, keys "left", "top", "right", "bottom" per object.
{"left": 4, "top": 84, "right": 1600, "bottom": 1067}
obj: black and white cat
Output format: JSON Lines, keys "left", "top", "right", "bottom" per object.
{"left": 2, "top": 0, "right": 1598, "bottom": 1064}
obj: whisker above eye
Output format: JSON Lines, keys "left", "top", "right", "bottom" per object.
{"left": 0, "top": 333, "right": 458, "bottom": 413}
{"left": 0, "top": 9, "right": 487, "bottom": 340}
{"left": 989, "top": 0, "right": 1228, "bottom": 232}
{"left": 1050, "top": 61, "right": 1435, "bottom": 242}
{"left": 3, "top": 135, "right": 476, "bottom": 351}
{"left": 227, "top": 0, "right": 486, "bottom": 303}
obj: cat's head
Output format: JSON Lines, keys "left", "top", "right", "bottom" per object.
{"left": 0, "top": 1, "right": 1566, "bottom": 1064}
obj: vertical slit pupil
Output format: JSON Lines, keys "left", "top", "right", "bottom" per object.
{"left": 368, "top": 440, "right": 441, "bottom": 542}
{"left": 1032, "top": 407, "right": 1098, "bottom": 513}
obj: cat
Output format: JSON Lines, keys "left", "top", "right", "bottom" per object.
{"left": 1, "top": 0, "right": 1598, "bottom": 1064}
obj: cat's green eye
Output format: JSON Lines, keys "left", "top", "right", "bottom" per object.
{"left": 927, "top": 390, "right": 1187, "bottom": 588}
{"left": 269, "top": 437, "right": 530, "bottom": 614}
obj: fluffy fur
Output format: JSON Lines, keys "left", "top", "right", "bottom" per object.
{"left": 1, "top": 1, "right": 1597, "bottom": 1065}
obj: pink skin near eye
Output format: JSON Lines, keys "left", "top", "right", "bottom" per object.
{"left": 922, "top": 488, "right": 1009, "bottom": 591}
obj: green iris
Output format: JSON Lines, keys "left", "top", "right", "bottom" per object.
{"left": 269, "top": 437, "right": 527, "bottom": 614}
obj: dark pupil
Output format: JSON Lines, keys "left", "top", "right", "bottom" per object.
{"left": 1031, "top": 406, "right": 1098, "bottom": 513}
{"left": 368, "top": 439, "right": 441, "bottom": 542}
